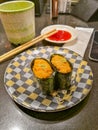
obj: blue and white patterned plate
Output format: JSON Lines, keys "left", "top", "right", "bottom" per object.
{"left": 4, "top": 46, "right": 93, "bottom": 112}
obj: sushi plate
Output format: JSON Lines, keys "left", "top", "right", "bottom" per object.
{"left": 4, "top": 46, "right": 93, "bottom": 112}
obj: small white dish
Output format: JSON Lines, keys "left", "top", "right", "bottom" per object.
{"left": 41, "top": 24, "right": 78, "bottom": 44}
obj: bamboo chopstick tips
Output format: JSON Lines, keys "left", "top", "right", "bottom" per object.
{"left": 0, "top": 29, "right": 57, "bottom": 63}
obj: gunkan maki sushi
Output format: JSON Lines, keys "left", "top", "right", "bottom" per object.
{"left": 31, "top": 58, "right": 55, "bottom": 95}
{"left": 50, "top": 54, "right": 72, "bottom": 90}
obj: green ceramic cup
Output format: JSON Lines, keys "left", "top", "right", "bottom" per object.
{"left": 0, "top": 1, "right": 35, "bottom": 45}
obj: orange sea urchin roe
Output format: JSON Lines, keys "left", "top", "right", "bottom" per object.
{"left": 32, "top": 59, "right": 53, "bottom": 79}
{"left": 51, "top": 55, "right": 71, "bottom": 73}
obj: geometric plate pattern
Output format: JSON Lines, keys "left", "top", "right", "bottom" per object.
{"left": 4, "top": 46, "right": 93, "bottom": 112}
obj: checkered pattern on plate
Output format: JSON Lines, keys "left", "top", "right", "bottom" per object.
{"left": 4, "top": 46, "right": 93, "bottom": 112}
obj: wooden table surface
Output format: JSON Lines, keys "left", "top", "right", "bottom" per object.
{"left": 0, "top": 2, "right": 98, "bottom": 130}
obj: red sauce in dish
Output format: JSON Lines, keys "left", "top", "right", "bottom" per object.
{"left": 48, "top": 30, "right": 72, "bottom": 41}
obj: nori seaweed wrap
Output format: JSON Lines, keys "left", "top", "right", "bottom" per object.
{"left": 50, "top": 54, "right": 72, "bottom": 90}
{"left": 31, "top": 58, "right": 55, "bottom": 95}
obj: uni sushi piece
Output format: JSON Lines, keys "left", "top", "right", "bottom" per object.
{"left": 50, "top": 54, "right": 72, "bottom": 90}
{"left": 31, "top": 58, "right": 55, "bottom": 95}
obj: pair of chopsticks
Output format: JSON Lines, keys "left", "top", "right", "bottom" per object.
{"left": 0, "top": 29, "right": 57, "bottom": 63}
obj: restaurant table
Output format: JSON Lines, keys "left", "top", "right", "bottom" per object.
{"left": 0, "top": 3, "right": 98, "bottom": 130}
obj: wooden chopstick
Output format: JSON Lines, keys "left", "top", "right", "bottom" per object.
{"left": 0, "top": 29, "right": 57, "bottom": 63}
